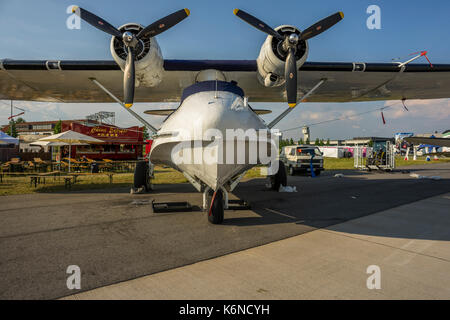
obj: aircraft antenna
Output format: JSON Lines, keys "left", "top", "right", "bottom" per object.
{"left": 215, "top": 70, "right": 218, "bottom": 99}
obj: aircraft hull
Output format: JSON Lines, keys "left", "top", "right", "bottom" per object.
{"left": 150, "top": 90, "right": 274, "bottom": 191}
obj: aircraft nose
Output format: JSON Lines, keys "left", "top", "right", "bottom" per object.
{"left": 152, "top": 91, "right": 273, "bottom": 191}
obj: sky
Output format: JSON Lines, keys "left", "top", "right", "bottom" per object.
{"left": 0, "top": 0, "right": 449, "bottom": 140}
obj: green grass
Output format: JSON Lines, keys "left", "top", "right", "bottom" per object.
{"left": 1, "top": 157, "right": 447, "bottom": 196}
{"left": 323, "top": 158, "right": 355, "bottom": 170}
{"left": 323, "top": 156, "right": 450, "bottom": 170}
{"left": 0, "top": 166, "right": 189, "bottom": 196}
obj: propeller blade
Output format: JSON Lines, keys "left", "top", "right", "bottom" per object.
{"left": 72, "top": 6, "right": 122, "bottom": 38}
{"left": 300, "top": 12, "right": 344, "bottom": 41}
{"left": 233, "top": 9, "right": 283, "bottom": 40}
{"left": 137, "top": 9, "right": 190, "bottom": 39}
{"left": 124, "top": 47, "right": 135, "bottom": 108}
{"left": 285, "top": 47, "right": 297, "bottom": 107}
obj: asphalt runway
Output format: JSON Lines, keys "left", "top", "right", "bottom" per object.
{"left": 1, "top": 163, "right": 449, "bottom": 299}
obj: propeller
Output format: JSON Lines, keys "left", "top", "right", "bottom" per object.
{"left": 233, "top": 9, "right": 343, "bottom": 107}
{"left": 73, "top": 6, "right": 190, "bottom": 108}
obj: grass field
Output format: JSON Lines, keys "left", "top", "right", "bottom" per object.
{"left": 0, "top": 157, "right": 447, "bottom": 196}
{"left": 324, "top": 156, "right": 450, "bottom": 170}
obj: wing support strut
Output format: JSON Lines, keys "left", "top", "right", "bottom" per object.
{"left": 268, "top": 79, "right": 326, "bottom": 129}
{"left": 90, "top": 78, "right": 158, "bottom": 134}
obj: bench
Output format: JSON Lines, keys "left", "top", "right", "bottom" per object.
{"left": 69, "top": 172, "right": 114, "bottom": 184}
{"left": 30, "top": 175, "right": 46, "bottom": 187}
{"left": 29, "top": 172, "right": 67, "bottom": 188}
{"left": 60, "top": 176, "right": 76, "bottom": 189}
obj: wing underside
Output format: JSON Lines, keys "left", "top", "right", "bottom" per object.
{"left": 1, "top": 59, "right": 449, "bottom": 103}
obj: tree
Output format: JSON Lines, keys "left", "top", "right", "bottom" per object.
{"left": 16, "top": 117, "right": 25, "bottom": 124}
{"left": 289, "top": 138, "right": 294, "bottom": 145}
{"left": 7, "top": 120, "right": 17, "bottom": 138}
{"left": 53, "top": 120, "right": 62, "bottom": 134}
{"left": 314, "top": 138, "right": 320, "bottom": 146}
{"left": 298, "top": 138, "right": 304, "bottom": 145}
{"left": 305, "top": 138, "right": 310, "bottom": 145}
{"left": 319, "top": 139, "right": 325, "bottom": 146}
{"left": 143, "top": 126, "right": 149, "bottom": 140}
{"left": 326, "top": 138, "right": 330, "bottom": 146}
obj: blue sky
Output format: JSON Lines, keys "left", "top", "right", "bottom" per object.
{"left": 0, "top": 0, "right": 449, "bottom": 140}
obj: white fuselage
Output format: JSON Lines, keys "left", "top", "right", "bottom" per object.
{"left": 149, "top": 81, "right": 272, "bottom": 191}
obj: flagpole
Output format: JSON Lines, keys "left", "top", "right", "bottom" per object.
{"left": 69, "top": 144, "right": 71, "bottom": 173}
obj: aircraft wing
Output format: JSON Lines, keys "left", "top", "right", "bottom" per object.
{"left": 1, "top": 59, "right": 450, "bottom": 103}
{"left": 404, "top": 137, "right": 450, "bottom": 147}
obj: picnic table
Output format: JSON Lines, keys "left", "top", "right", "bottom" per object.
{"left": 62, "top": 158, "right": 90, "bottom": 172}
{"left": 68, "top": 172, "right": 115, "bottom": 184}
{"left": 33, "top": 158, "right": 50, "bottom": 172}
{"left": 29, "top": 171, "right": 76, "bottom": 189}
{"left": 29, "top": 171, "right": 62, "bottom": 187}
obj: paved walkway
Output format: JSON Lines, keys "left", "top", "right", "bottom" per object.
{"left": 65, "top": 193, "right": 450, "bottom": 299}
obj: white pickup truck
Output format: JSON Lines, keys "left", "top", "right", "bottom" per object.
{"left": 280, "top": 145, "right": 324, "bottom": 176}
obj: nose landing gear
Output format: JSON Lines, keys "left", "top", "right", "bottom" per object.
{"left": 206, "top": 189, "right": 225, "bottom": 224}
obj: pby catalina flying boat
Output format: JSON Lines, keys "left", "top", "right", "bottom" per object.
{"left": 1, "top": 7, "right": 450, "bottom": 223}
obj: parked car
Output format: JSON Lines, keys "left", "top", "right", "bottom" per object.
{"left": 280, "top": 145, "right": 324, "bottom": 176}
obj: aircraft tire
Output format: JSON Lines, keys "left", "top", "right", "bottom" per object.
{"left": 134, "top": 161, "right": 150, "bottom": 191}
{"left": 271, "top": 160, "right": 287, "bottom": 191}
{"left": 207, "top": 189, "right": 224, "bottom": 224}
{"left": 288, "top": 166, "right": 295, "bottom": 176}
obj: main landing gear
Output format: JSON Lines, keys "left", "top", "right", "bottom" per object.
{"left": 133, "top": 160, "right": 153, "bottom": 193}
{"left": 269, "top": 160, "right": 287, "bottom": 191}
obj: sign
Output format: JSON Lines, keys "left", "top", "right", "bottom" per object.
{"left": 68, "top": 122, "right": 144, "bottom": 144}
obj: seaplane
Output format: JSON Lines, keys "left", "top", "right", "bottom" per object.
{"left": 1, "top": 7, "right": 449, "bottom": 223}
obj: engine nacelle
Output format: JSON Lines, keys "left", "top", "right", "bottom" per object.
{"left": 110, "top": 23, "right": 163, "bottom": 87}
{"left": 256, "top": 25, "right": 309, "bottom": 87}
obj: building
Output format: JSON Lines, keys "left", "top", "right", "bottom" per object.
{"left": 1, "top": 119, "right": 145, "bottom": 160}
{"left": 309, "top": 137, "right": 394, "bottom": 146}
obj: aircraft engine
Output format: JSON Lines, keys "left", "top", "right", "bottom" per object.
{"left": 256, "top": 25, "right": 308, "bottom": 88}
{"left": 110, "top": 23, "right": 163, "bottom": 88}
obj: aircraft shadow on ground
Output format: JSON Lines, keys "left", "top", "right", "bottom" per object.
{"left": 228, "top": 175, "right": 450, "bottom": 241}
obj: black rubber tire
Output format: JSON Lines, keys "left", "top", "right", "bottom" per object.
{"left": 314, "top": 169, "right": 321, "bottom": 176}
{"left": 134, "top": 161, "right": 149, "bottom": 190}
{"left": 288, "top": 166, "right": 295, "bottom": 176}
{"left": 207, "top": 189, "right": 224, "bottom": 224}
{"left": 271, "top": 160, "right": 287, "bottom": 191}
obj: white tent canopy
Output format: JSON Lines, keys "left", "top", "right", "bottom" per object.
{"left": 30, "top": 141, "right": 69, "bottom": 147}
{"left": 39, "top": 130, "right": 104, "bottom": 145}
{"left": 38, "top": 130, "right": 104, "bottom": 172}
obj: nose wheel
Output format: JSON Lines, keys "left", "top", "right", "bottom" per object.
{"left": 205, "top": 189, "right": 224, "bottom": 224}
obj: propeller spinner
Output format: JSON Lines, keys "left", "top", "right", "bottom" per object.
{"left": 234, "top": 9, "right": 343, "bottom": 107}
{"left": 73, "top": 6, "right": 190, "bottom": 108}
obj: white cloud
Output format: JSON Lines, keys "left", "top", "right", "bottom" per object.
{"left": 385, "top": 99, "right": 450, "bottom": 120}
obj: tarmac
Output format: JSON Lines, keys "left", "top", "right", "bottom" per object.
{"left": 65, "top": 192, "right": 450, "bottom": 299}
{"left": 1, "top": 163, "right": 449, "bottom": 299}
